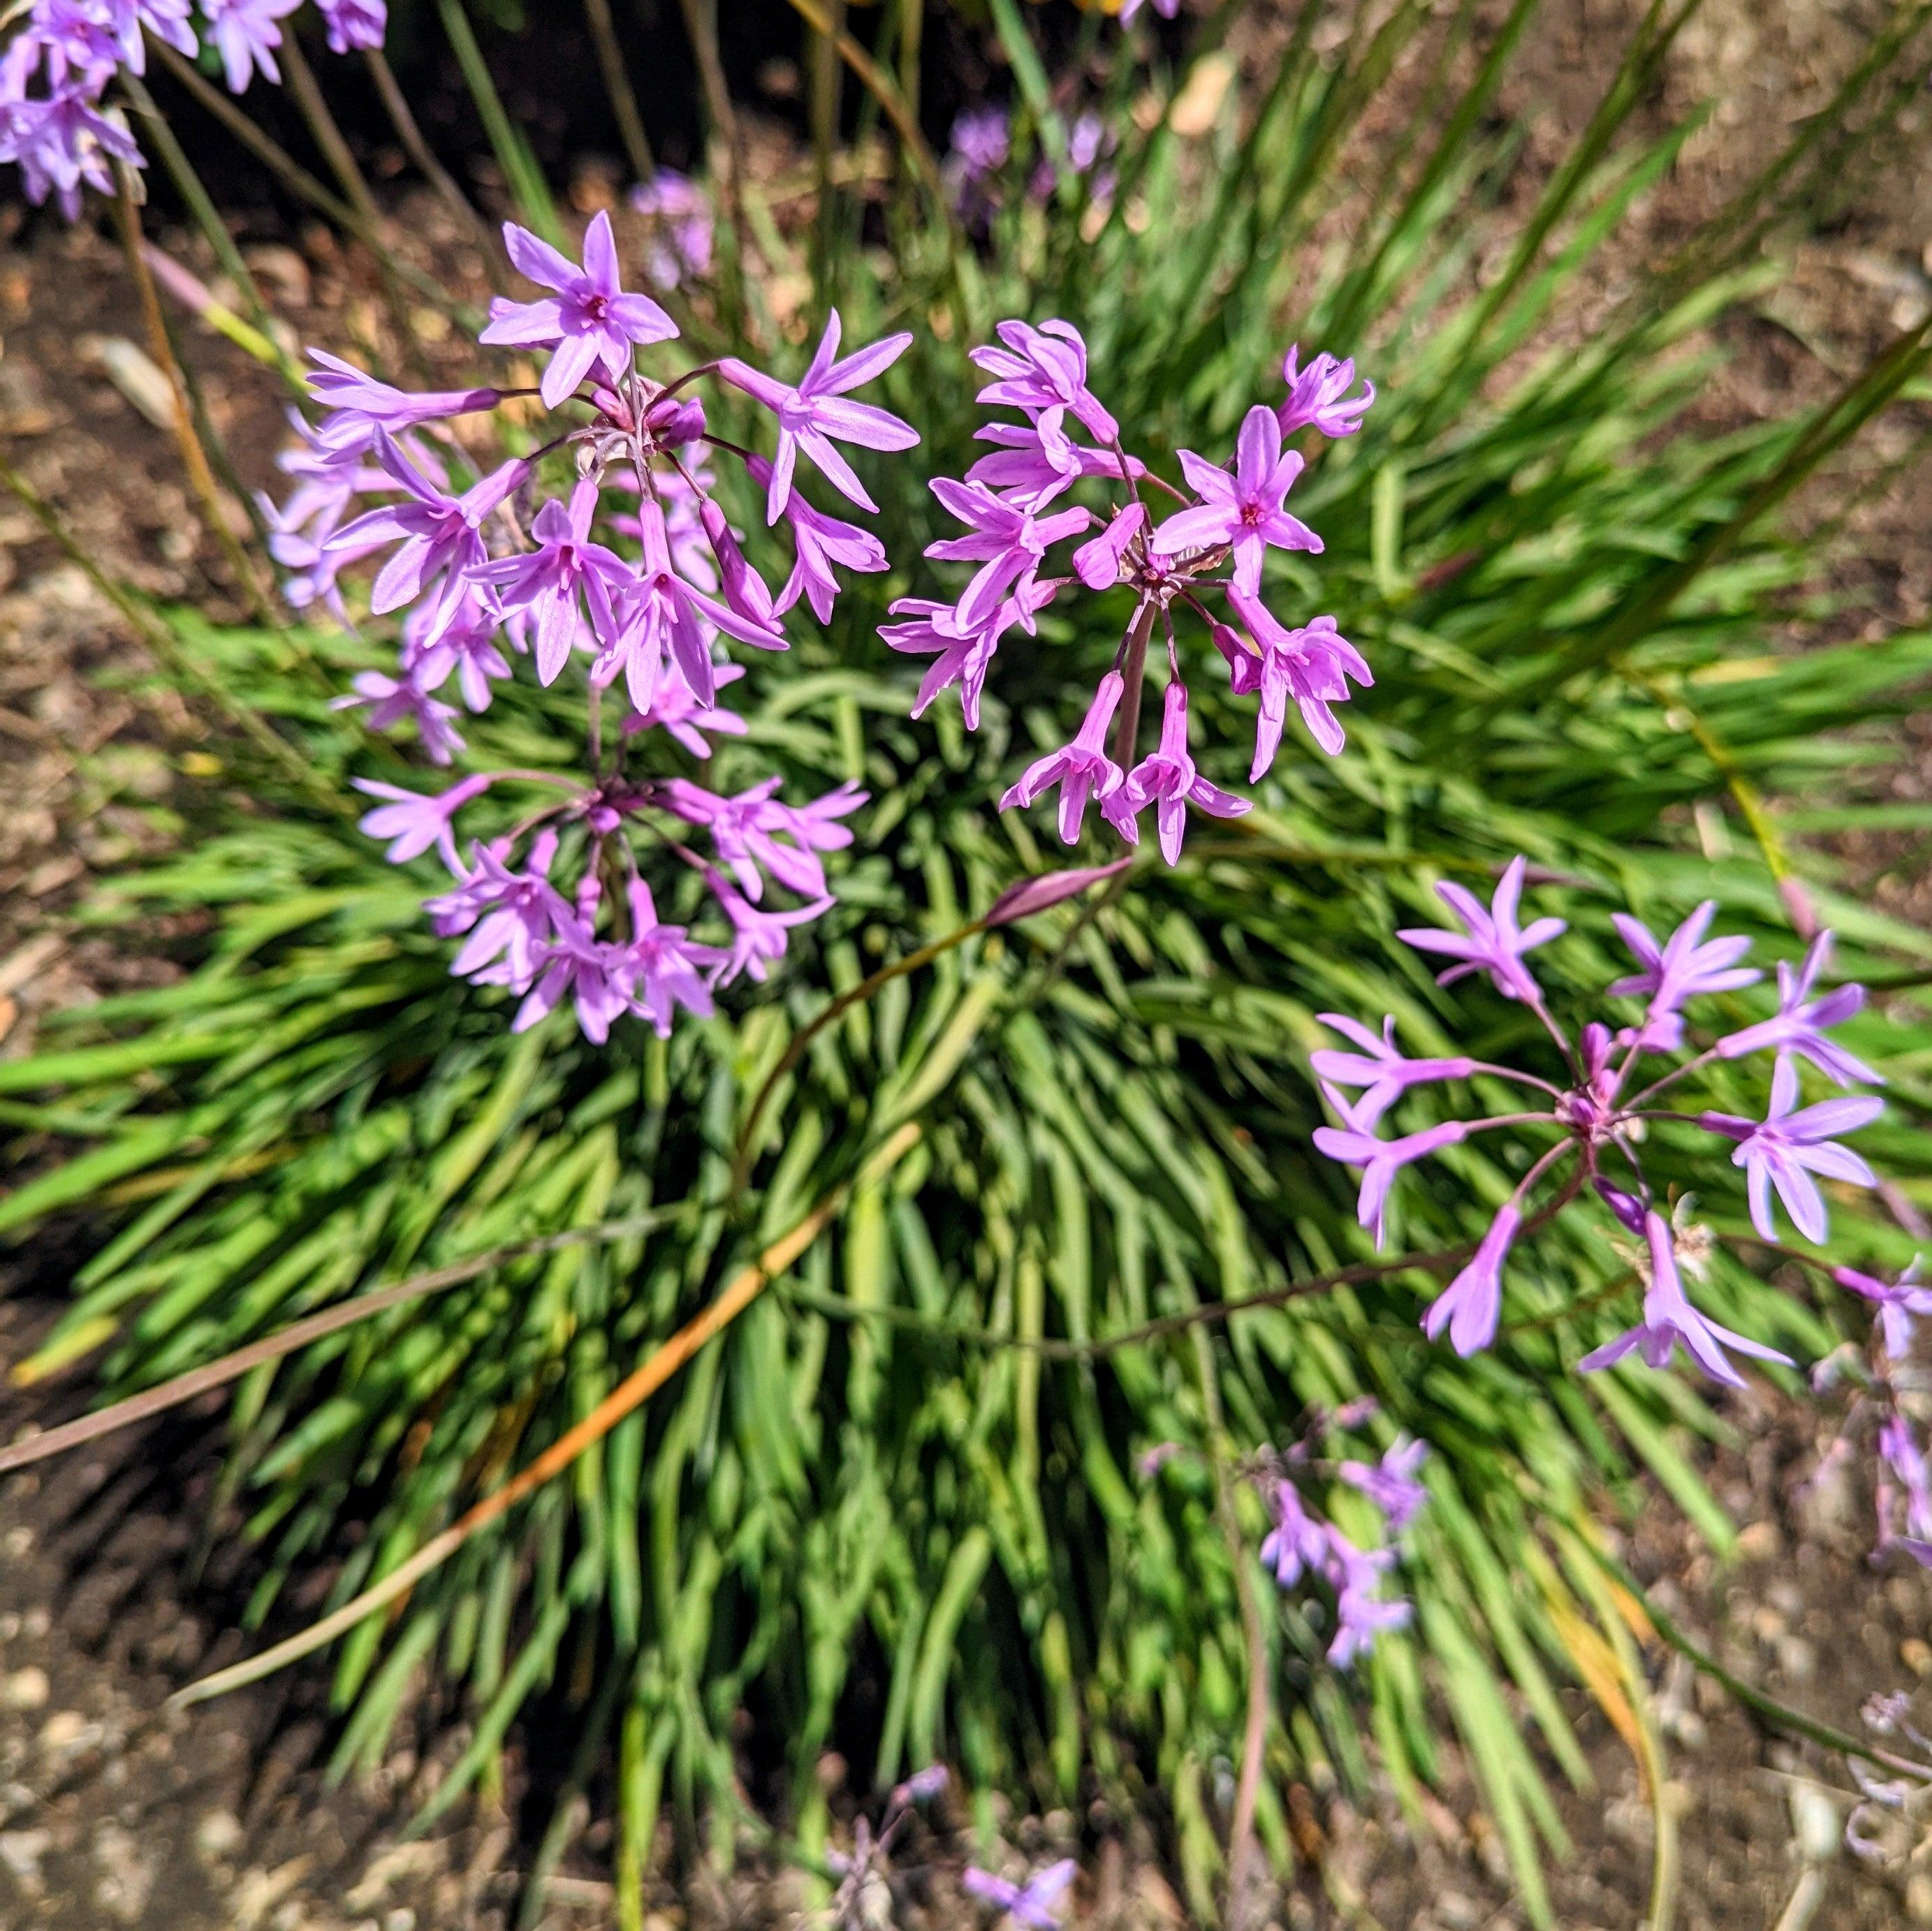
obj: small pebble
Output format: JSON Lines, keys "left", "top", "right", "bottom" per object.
{"left": 1, "top": 1668, "right": 49, "bottom": 1711}
{"left": 36, "top": 1710, "right": 88, "bottom": 1752}
{"left": 1902, "top": 1637, "right": 1932, "bottom": 1678}
{"left": 1909, "top": 1871, "right": 1932, "bottom": 1928}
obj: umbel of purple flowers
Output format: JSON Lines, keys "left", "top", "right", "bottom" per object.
{"left": 1312, "top": 859, "right": 1887, "bottom": 1386}
{"left": 272, "top": 212, "right": 916, "bottom": 1043}
{"left": 887, "top": 320, "right": 1375, "bottom": 862}
{"left": 2, "top": 1, "right": 386, "bottom": 218}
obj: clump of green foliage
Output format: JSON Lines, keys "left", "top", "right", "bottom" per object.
{"left": 4, "top": 2, "right": 1932, "bottom": 1924}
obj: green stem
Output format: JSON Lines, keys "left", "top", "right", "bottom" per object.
{"left": 583, "top": 0, "right": 656, "bottom": 186}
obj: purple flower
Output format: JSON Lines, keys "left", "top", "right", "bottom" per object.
{"left": 305, "top": 351, "right": 500, "bottom": 433}
{"left": 616, "top": 877, "right": 726, "bottom": 1036}
{"left": 962, "top": 1859, "right": 1076, "bottom": 1930}
{"left": 969, "top": 318, "right": 1118, "bottom": 443}
{"left": 1310, "top": 1013, "right": 1477, "bottom": 1128}
{"left": 707, "top": 872, "right": 835, "bottom": 986}
{"left": 1609, "top": 900, "right": 1759, "bottom": 1051}
{"left": 479, "top": 211, "right": 678, "bottom": 409}
{"left": 1000, "top": 671, "right": 1126, "bottom": 844}
{"left": 1397, "top": 856, "right": 1565, "bottom": 1004}
{"left": 967, "top": 407, "right": 1138, "bottom": 509}
{"left": 1117, "top": 0, "right": 1181, "bottom": 22}
{"left": 719, "top": 309, "right": 917, "bottom": 523}
{"left": 1104, "top": 681, "right": 1250, "bottom": 864}
{"left": 200, "top": 0, "right": 300, "bottom": 93}
{"left": 331, "top": 667, "right": 465, "bottom": 763}
{"left": 427, "top": 832, "right": 570, "bottom": 992}
{"left": 1717, "top": 932, "right": 1880, "bottom": 1087}
{"left": 743, "top": 455, "right": 888, "bottom": 621}
{"left": 1831, "top": 1258, "right": 1931, "bottom": 1360}
{"left": 1277, "top": 346, "right": 1375, "bottom": 439}
{"left": 624, "top": 660, "right": 747, "bottom": 757}
{"left": 1221, "top": 597, "right": 1370, "bottom": 770}
{"left": 1579, "top": 1209, "right": 1791, "bottom": 1388}
{"left": 629, "top": 168, "right": 713, "bottom": 287}
{"left": 1071, "top": 500, "right": 1146, "bottom": 589}
{"left": 515, "top": 899, "right": 630, "bottom": 1045}
{"left": 881, "top": 578, "right": 1060, "bottom": 730}
{"left": 590, "top": 500, "right": 784, "bottom": 711}
{"left": 6, "top": 71, "right": 144, "bottom": 219}
{"left": 1878, "top": 1411, "right": 1932, "bottom": 1550}
{"left": 1152, "top": 404, "right": 1322, "bottom": 594}
{"left": 471, "top": 478, "right": 635, "bottom": 683}
{"left": 407, "top": 589, "right": 516, "bottom": 711}
{"left": 1310, "top": 1110, "right": 1469, "bottom": 1249}
{"left": 1259, "top": 1480, "right": 1330, "bottom": 1587}
{"left": 327, "top": 432, "right": 527, "bottom": 624}
{"left": 925, "top": 477, "right": 1091, "bottom": 629}
{"left": 1421, "top": 1201, "right": 1521, "bottom": 1356}
{"left": 946, "top": 103, "right": 1011, "bottom": 179}
{"left": 1324, "top": 1534, "right": 1411, "bottom": 1668}
{"left": 1340, "top": 1436, "right": 1430, "bottom": 1532}
{"left": 316, "top": 0, "right": 386, "bottom": 54}
{"left": 1719, "top": 1056, "right": 1883, "bottom": 1244}
{"left": 663, "top": 777, "right": 865, "bottom": 902}
{"left": 353, "top": 774, "right": 492, "bottom": 866}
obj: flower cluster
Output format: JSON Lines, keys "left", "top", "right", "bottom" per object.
{"left": 1, "top": 0, "right": 384, "bottom": 219}
{"left": 942, "top": 103, "right": 1118, "bottom": 227}
{"left": 276, "top": 212, "right": 914, "bottom": 1043}
{"left": 891, "top": 319, "right": 1375, "bottom": 863}
{"left": 1149, "top": 1403, "right": 1426, "bottom": 1669}
{"left": 1810, "top": 1256, "right": 1932, "bottom": 1571}
{"left": 1312, "top": 859, "right": 1887, "bottom": 1383}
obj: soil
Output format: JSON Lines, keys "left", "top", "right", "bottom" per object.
{"left": 4, "top": 1, "right": 1932, "bottom": 1925}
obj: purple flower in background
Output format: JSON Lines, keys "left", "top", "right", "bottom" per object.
{"left": 1580, "top": 1210, "right": 1792, "bottom": 1388}
{"left": 480, "top": 212, "right": 678, "bottom": 408}
{"left": 1832, "top": 1258, "right": 1931, "bottom": 1360}
{"left": 332, "top": 667, "right": 465, "bottom": 764}
{"left": 948, "top": 103, "right": 1011, "bottom": 179}
{"left": 1609, "top": 900, "right": 1759, "bottom": 1050}
{"left": 1717, "top": 1055, "right": 1883, "bottom": 1244}
{"left": 1278, "top": 346, "right": 1376, "bottom": 439}
{"left": 1000, "top": 671, "right": 1127, "bottom": 844}
{"left": 1718, "top": 932, "right": 1880, "bottom": 1087}
{"left": 1340, "top": 1436, "right": 1430, "bottom": 1532}
{"left": 963, "top": 1859, "right": 1077, "bottom": 1930}
{"left": 1117, "top": 0, "right": 1181, "bottom": 22}
{"left": 721, "top": 309, "right": 917, "bottom": 522}
{"left": 316, "top": 0, "right": 386, "bottom": 54}
{"left": 1106, "top": 680, "right": 1251, "bottom": 861}
{"left": 1152, "top": 404, "right": 1322, "bottom": 594}
{"left": 200, "top": 0, "right": 300, "bottom": 93}
{"left": 1398, "top": 856, "right": 1566, "bottom": 1004}
{"left": 1423, "top": 1201, "right": 1521, "bottom": 1356}
{"left": 629, "top": 168, "right": 713, "bottom": 286}
{"left": 1259, "top": 1479, "right": 1330, "bottom": 1587}
{"left": 353, "top": 774, "right": 492, "bottom": 866}
{"left": 624, "top": 661, "right": 747, "bottom": 758}
{"left": 1324, "top": 1535, "right": 1411, "bottom": 1668}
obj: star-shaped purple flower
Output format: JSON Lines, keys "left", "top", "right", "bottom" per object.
{"left": 1104, "top": 680, "right": 1250, "bottom": 864}
{"left": 962, "top": 1858, "right": 1077, "bottom": 1930}
{"left": 719, "top": 309, "right": 916, "bottom": 523}
{"left": 1398, "top": 856, "right": 1566, "bottom": 1004}
{"left": 1152, "top": 404, "right": 1323, "bottom": 595}
{"left": 1718, "top": 932, "right": 1880, "bottom": 1087}
{"left": 1609, "top": 900, "right": 1759, "bottom": 1050}
{"left": 479, "top": 211, "right": 678, "bottom": 409}
{"left": 1000, "top": 670, "right": 1127, "bottom": 844}
{"left": 1711, "top": 1055, "right": 1883, "bottom": 1244}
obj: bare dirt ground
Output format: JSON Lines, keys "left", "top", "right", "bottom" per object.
{"left": 3, "top": 1, "right": 1932, "bottom": 1925}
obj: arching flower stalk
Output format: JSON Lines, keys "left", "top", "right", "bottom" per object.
{"left": 273, "top": 213, "right": 914, "bottom": 1042}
